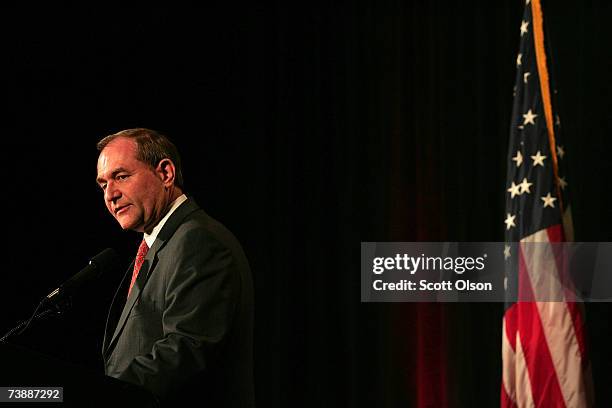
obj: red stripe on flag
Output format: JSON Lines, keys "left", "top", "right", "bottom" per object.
{"left": 517, "top": 248, "right": 567, "bottom": 407}
{"left": 545, "top": 223, "right": 564, "bottom": 243}
{"left": 504, "top": 304, "right": 518, "bottom": 352}
{"left": 501, "top": 381, "right": 518, "bottom": 408}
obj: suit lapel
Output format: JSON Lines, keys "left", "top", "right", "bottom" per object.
{"left": 103, "top": 198, "right": 202, "bottom": 360}
{"left": 102, "top": 259, "right": 133, "bottom": 358}
{"left": 104, "top": 241, "right": 160, "bottom": 359}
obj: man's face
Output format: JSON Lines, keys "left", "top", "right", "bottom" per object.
{"left": 96, "top": 137, "right": 167, "bottom": 232}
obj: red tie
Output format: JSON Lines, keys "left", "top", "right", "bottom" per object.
{"left": 128, "top": 239, "right": 149, "bottom": 298}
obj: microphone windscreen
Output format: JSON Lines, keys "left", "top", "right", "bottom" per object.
{"left": 63, "top": 248, "right": 120, "bottom": 291}
{"left": 90, "top": 248, "right": 120, "bottom": 276}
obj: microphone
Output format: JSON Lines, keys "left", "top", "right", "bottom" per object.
{"left": 0, "top": 248, "right": 120, "bottom": 342}
{"left": 44, "top": 248, "right": 119, "bottom": 305}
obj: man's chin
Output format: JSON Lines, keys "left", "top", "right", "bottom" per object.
{"left": 117, "top": 218, "right": 141, "bottom": 232}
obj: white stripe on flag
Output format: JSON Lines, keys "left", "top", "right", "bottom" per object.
{"left": 521, "top": 229, "right": 588, "bottom": 407}
{"left": 515, "top": 332, "right": 536, "bottom": 408}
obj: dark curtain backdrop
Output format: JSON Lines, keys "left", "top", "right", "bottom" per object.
{"left": 0, "top": 2, "right": 609, "bottom": 407}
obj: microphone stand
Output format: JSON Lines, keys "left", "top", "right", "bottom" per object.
{"left": 0, "top": 296, "right": 72, "bottom": 343}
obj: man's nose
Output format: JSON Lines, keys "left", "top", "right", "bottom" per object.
{"left": 105, "top": 181, "right": 121, "bottom": 203}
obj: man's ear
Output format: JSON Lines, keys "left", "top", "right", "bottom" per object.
{"left": 156, "top": 158, "right": 176, "bottom": 187}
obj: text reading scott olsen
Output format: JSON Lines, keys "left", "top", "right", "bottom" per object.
{"left": 361, "top": 242, "right": 506, "bottom": 302}
{"left": 362, "top": 242, "right": 612, "bottom": 303}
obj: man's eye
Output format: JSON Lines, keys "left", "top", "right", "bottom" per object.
{"left": 117, "top": 174, "right": 128, "bottom": 180}
{"left": 100, "top": 184, "right": 107, "bottom": 191}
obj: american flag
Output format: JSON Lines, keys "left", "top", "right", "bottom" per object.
{"left": 501, "top": 0, "right": 593, "bottom": 407}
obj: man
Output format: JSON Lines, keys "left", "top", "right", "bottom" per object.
{"left": 96, "top": 128, "right": 254, "bottom": 407}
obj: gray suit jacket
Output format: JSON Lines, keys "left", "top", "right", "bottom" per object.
{"left": 102, "top": 198, "right": 254, "bottom": 407}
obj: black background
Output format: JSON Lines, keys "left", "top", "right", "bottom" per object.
{"left": 0, "top": 2, "right": 610, "bottom": 407}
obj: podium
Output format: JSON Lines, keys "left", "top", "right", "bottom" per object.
{"left": 0, "top": 342, "right": 160, "bottom": 407}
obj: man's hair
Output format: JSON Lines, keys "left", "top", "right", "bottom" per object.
{"left": 97, "top": 128, "right": 184, "bottom": 189}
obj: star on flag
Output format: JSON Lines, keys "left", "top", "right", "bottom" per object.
{"left": 531, "top": 150, "right": 546, "bottom": 167}
{"left": 512, "top": 150, "right": 523, "bottom": 167}
{"left": 522, "top": 109, "right": 537, "bottom": 125}
{"left": 504, "top": 213, "right": 516, "bottom": 230}
{"left": 507, "top": 182, "right": 522, "bottom": 198}
{"left": 519, "top": 177, "right": 533, "bottom": 194}
{"left": 540, "top": 192, "right": 557, "bottom": 208}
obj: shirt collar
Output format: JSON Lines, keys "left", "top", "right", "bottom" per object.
{"left": 143, "top": 194, "right": 188, "bottom": 248}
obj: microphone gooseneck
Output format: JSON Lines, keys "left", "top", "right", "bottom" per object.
{"left": 0, "top": 248, "right": 119, "bottom": 343}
